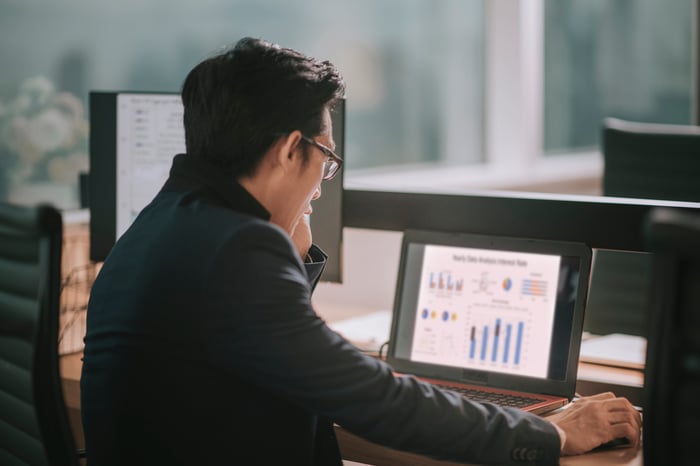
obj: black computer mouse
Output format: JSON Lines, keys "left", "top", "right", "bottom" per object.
{"left": 594, "top": 437, "right": 631, "bottom": 450}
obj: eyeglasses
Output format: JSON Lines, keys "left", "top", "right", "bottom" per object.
{"left": 300, "top": 135, "right": 344, "bottom": 181}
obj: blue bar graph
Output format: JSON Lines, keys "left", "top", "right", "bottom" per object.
{"left": 515, "top": 321, "right": 524, "bottom": 365}
{"left": 468, "top": 319, "right": 525, "bottom": 366}
{"left": 469, "top": 326, "right": 476, "bottom": 359}
{"left": 428, "top": 271, "right": 463, "bottom": 292}
{"left": 491, "top": 319, "right": 501, "bottom": 362}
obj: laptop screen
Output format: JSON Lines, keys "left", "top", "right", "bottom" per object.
{"left": 388, "top": 230, "right": 592, "bottom": 396}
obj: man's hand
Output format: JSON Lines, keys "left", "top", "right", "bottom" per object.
{"left": 548, "top": 392, "right": 642, "bottom": 455}
{"left": 290, "top": 214, "right": 313, "bottom": 261}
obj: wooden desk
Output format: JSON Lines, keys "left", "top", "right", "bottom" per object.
{"left": 335, "top": 427, "right": 642, "bottom": 466}
{"left": 576, "top": 362, "right": 644, "bottom": 407}
{"left": 60, "top": 352, "right": 83, "bottom": 411}
{"left": 60, "top": 352, "right": 642, "bottom": 465}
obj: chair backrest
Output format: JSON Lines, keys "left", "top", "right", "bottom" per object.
{"left": 0, "top": 203, "right": 79, "bottom": 466}
{"left": 602, "top": 117, "right": 700, "bottom": 202}
{"left": 583, "top": 249, "right": 651, "bottom": 337}
{"left": 643, "top": 207, "right": 700, "bottom": 465}
{"left": 584, "top": 117, "right": 700, "bottom": 338}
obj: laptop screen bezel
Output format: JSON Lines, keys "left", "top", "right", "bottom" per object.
{"left": 386, "top": 229, "right": 592, "bottom": 399}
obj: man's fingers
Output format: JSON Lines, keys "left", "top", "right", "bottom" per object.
{"left": 607, "top": 410, "right": 642, "bottom": 429}
{"left": 555, "top": 393, "right": 642, "bottom": 456}
{"left": 609, "top": 423, "right": 641, "bottom": 448}
{"left": 602, "top": 399, "right": 642, "bottom": 423}
{"left": 578, "top": 391, "right": 616, "bottom": 401}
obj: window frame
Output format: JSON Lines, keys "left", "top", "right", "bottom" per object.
{"left": 345, "top": 0, "right": 602, "bottom": 195}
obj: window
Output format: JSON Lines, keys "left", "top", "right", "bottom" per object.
{"left": 0, "top": 0, "right": 694, "bottom": 208}
{"left": 544, "top": 0, "right": 693, "bottom": 153}
{"left": 350, "top": 0, "right": 693, "bottom": 194}
{"left": 0, "top": 0, "right": 484, "bottom": 209}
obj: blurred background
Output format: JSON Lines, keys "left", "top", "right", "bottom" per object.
{"left": 0, "top": 0, "right": 693, "bottom": 208}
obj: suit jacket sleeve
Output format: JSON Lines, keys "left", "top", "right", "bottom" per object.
{"left": 304, "top": 244, "right": 327, "bottom": 291}
{"left": 204, "top": 222, "right": 561, "bottom": 466}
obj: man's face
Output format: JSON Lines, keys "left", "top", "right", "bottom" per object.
{"left": 289, "top": 107, "right": 335, "bottom": 228}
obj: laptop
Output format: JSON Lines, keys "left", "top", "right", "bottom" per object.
{"left": 387, "top": 229, "right": 592, "bottom": 415}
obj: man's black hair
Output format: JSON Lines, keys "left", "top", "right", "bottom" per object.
{"left": 181, "top": 37, "right": 345, "bottom": 177}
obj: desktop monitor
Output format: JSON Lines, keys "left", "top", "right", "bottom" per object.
{"left": 89, "top": 91, "right": 345, "bottom": 282}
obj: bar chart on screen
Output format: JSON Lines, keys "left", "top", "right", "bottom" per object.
{"left": 467, "top": 318, "right": 525, "bottom": 365}
{"left": 408, "top": 244, "right": 562, "bottom": 378}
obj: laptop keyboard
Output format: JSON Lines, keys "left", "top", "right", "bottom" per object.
{"left": 436, "top": 384, "right": 546, "bottom": 409}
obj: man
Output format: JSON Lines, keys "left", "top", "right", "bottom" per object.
{"left": 81, "top": 37, "right": 641, "bottom": 465}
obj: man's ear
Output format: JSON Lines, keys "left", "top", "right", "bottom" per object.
{"left": 277, "top": 130, "right": 304, "bottom": 163}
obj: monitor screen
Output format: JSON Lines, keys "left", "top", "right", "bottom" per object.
{"left": 89, "top": 91, "right": 345, "bottom": 282}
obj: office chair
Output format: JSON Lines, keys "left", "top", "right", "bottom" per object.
{"left": 584, "top": 118, "right": 700, "bottom": 338}
{"left": 643, "top": 207, "right": 700, "bottom": 466}
{"left": 0, "top": 203, "right": 81, "bottom": 465}
{"left": 602, "top": 117, "right": 700, "bottom": 202}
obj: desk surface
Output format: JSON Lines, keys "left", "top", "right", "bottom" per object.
{"left": 336, "top": 427, "right": 642, "bottom": 466}
{"left": 60, "top": 352, "right": 642, "bottom": 465}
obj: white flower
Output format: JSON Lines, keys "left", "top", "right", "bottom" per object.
{"left": 47, "top": 156, "right": 70, "bottom": 182}
{"left": 48, "top": 151, "right": 88, "bottom": 183}
{"left": 1, "top": 116, "right": 33, "bottom": 159}
{"left": 26, "top": 107, "right": 73, "bottom": 153}
{"left": 18, "top": 76, "right": 55, "bottom": 109}
{"left": 0, "top": 75, "right": 88, "bottom": 186}
{"left": 68, "top": 151, "right": 89, "bottom": 172}
{"left": 53, "top": 92, "right": 85, "bottom": 121}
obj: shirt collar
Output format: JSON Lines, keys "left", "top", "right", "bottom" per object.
{"left": 164, "top": 153, "right": 270, "bottom": 221}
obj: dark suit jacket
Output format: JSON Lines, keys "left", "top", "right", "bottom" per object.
{"left": 81, "top": 153, "right": 561, "bottom": 465}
